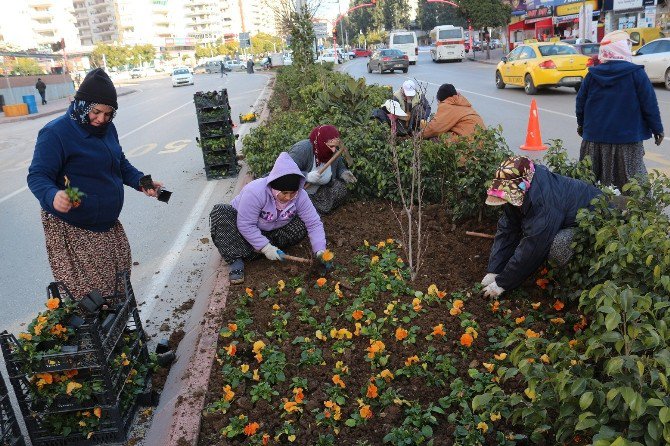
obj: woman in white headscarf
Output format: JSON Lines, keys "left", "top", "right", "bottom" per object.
{"left": 576, "top": 30, "right": 664, "bottom": 190}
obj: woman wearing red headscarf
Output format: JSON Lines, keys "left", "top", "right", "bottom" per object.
{"left": 287, "top": 125, "right": 357, "bottom": 214}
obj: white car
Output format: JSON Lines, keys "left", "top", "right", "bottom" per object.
{"left": 225, "top": 60, "right": 246, "bottom": 71}
{"left": 130, "top": 67, "right": 147, "bottom": 79}
{"left": 317, "top": 50, "right": 339, "bottom": 64}
{"left": 171, "top": 67, "right": 194, "bottom": 87}
{"left": 633, "top": 38, "right": 670, "bottom": 89}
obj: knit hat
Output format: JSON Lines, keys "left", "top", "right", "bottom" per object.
{"left": 436, "top": 84, "right": 457, "bottom": 102}
{"left": 269, "top": 173, "right": 302, "bottom": 192}
{"left": 309, "top": 125, "right": 340, "bottom": 164}
{"left": 485, "top": 156, "right": 535, "bottom": 207}
{"left": 75, "top": 68, "right": 118, "bottom": 109}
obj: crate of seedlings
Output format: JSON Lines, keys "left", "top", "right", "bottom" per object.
{"left": 193, "top": 89, "right": 239, "bottom": 180}
{"left": 0, "top": 372, "right": 24, "bottom": 446}
{"left": 0, "top": 273, "right": 152, "bottom": 445}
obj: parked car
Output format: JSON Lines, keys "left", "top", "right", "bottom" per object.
{"left": 171, "top": 67, "right": 194, "bottom": 87}
{"left": 225, "top": 60, "right": 246, "bottom": 71}
{"left": 624, "top": 27, "right": 665, "bottom": 52}
{"left": 632, "top": 37, "right": 670, "bottom": 89}
{"left": 490, "top": 38, "right": 502, "bottom": 49}
{"left": 345, "top": 50, "right": 356, "bottom": 59}
{"left": 367, "top": 48, "right": 409, "bottom": 74}
{"left": 353, "top": 48, "right": 372, "bottom": 57}
{"left": 472, "top": 40, "right": 483, "bottom": 51}
{"left": 495, "top": 43, "right": 593, "bottom": 94}
{"left": 130, "top": 67, "right": 146, "bottom": 79}
{"left": 317, "top": 49, "right": 340, "bottom": 64}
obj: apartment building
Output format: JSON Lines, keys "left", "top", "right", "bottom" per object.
{"left": 1, "top": 0, "right": 79, "bottom": 51}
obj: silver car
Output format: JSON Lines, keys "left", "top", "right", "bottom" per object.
{"left": 367, "top": 49, "right": 409, "bottom": 74}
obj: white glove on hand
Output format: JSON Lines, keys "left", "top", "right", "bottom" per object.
{"left": 261, "top": 243, "right": 284, "bottom": 261}
{"left": 483, "top": 281, "right": 505, "bottom": 299}
{"left": 307, "top": 170, "right": 323, "bottom": 184}
{"left": 481, "top": 273, "right": 498, "bottom": 287}
{"left": 341, "top": 170, "right": 357, "bottom": 184}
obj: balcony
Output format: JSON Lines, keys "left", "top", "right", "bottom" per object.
{"left": 185, "top": 8, "right": 216, "bottom": 17}
{"left": 188, "top": 0, "right": 212, "bottom": 6}
{"left": 77, "top": 21, "right": 91, "bottom": 29}
{"left": 91, "top": 16, "right": 114, "bottom": 26}
{"left": 73, "top": 2, "right": 87, "bottom": 11}
{"left": 30, "top": 9, "right": 52, "bottom": 20}
{"left": 28, "top": 0, "right": 53, "bottom": 7}
{"left": 33, "top": 21, "right": 56, "bottom": 32}
{"left": 95, "top": 28, "right": 116, "bottom": 37}
{"left": 90, "top": 7, "right": 112, "bottom": 17}
{"left": 154, "top": 16, "right": 170, "bottom": 26}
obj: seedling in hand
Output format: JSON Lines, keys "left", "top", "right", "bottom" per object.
{"left": 64, "top": 175, "right": 86, "bottom": 208}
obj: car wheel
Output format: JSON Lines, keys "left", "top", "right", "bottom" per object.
{"left": 524, "top": 74, "right": 537, "bottom": 95}
{"left": 665, "top": 68, "right": 670, "bottom": 90}
{"left": 409, "top": 61, "right": 416, "bottom": 66}
{"left": 367, "top": 64, "right": 372, "bottom": 73}
{"left": 402, "top": 68, "right": 408, "bottom": 73}
{"left": 495, "top": 71, "right": 506, "bottom": 89}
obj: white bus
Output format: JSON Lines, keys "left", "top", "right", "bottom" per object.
{"left": 429, "top": 25, "right": 466, "bottom": 62}
{"left": 388, "top": 30, "right": 418, "bottom": 65}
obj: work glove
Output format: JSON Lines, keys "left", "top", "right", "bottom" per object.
{"left": 654, "top": 133, "right": 664, "bottom": 146}
{"left": 483, "top": 281, "right": 505, "bottom": 299}
{"left": 577, "top": 126, "right": 583, "bottom": 137}
{"left": 307, "top": 170, "right": 323, "bottom": 184}
{"left": 481, "top": 273, "right": 498, "bottom": 287}
{"left": 341, "top": 170, "right": 357, "bottom": 184}
{"left": 316, "top": 250, "right": 334, "bottom": 269}
{"left": 261, "top": 243, "right": 284, "bottom": 261}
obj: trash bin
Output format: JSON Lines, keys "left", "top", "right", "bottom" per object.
{"left": 22, "top": 95, "right": 38, "bottom": 114}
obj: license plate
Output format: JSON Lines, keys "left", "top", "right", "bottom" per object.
{"left": 395, "top": 64, "right": 404, "bottom": 67}
{"left": 563, "top": 76, "right": 582, "bottom": 83}
{"left": 447, "top": 52, "right": 454, "bottom": 55}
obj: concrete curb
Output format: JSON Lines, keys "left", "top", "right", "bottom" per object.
{"left": 0, "top": 89, "right": 137, "bottom": 125}
{"left": 143, "top": 75, "right": 272, "bottom": 446}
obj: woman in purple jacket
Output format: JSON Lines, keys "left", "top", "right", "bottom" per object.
{"left": 210, "top": 152, "right": 327, "bottom": 284}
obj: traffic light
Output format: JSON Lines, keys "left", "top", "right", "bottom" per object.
{"left": 332, "top": 28, "right": 338, "bottom": 39}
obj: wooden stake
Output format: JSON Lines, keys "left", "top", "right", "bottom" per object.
{"left": 282, "top": 254, "right": 311, "bottom": 264}
{"left": 465, "top": 231, "right": 495, "bottom": 240}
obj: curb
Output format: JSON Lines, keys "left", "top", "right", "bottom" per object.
{"left": 143, "top": 77, "right": 271, "bottom": 446}
{"left": 0, "top": 89, "right": 137, "bottom": 125}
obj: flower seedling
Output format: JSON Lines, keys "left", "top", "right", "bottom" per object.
{"left": 64, "top": 175, "right": 86, "bottom": 208}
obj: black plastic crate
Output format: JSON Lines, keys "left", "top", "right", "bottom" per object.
{"left": 0, "top": 373, "right": 24, "bottom": 446}
{"left": 193, "top": 89, "right": 229, "bottom": 109}
{"left": 205, "top": 163, "right": 239, "bottom": 180}
{"left": 1, "top": 273, "right": 140, "bottom": 375}
{"left": 197, "top": 135, "right": 235, "bottom": 153}
{"left": 198, "top": 121, "right": 234, "bottom": 139}
{"left": 196, "top": 106, "right": 232, "bottom": 125}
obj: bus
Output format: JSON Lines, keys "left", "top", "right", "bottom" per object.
{"left": 429, "top": 25, "right": 466, "bottom": 62}
{"left": 388, "top": 30, "right": 419, "bottom": 65}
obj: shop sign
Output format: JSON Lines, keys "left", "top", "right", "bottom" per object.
{"left": 642, "top": 0, "right": 656, "bottom": 5}
{"left": 526, "top": 5, "right": 553, "bottom": 19}
{"left": 556, "top": 0, "right": 598, "bottom": 16}
{"left": 613, "top": 0, "right": 643, "bottom": 10}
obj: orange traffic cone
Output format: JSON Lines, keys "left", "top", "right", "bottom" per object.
{"left": 520, "top": 99, "right": 547, "bottom": 151}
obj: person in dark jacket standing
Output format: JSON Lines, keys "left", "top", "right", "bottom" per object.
{"left": 35, "top": 78, "right": 47, "bottom": 105}
{"left": 576, "top": 30, "right": 664, "bottom": 190}
{"left": 287, "top": 125, "right": 357, "bottom": 214}
{"left": 27, "top": 68, "right": 163, "bottom": 299}
{"left": 481, "top": 156, "right": 602, "bottom": 298}
{"left": 246, "top": 58, "right": 255, "bottom": 74}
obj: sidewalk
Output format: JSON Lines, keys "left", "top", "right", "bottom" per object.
{"left": 0, "top": 86, "right": 136, "bottom": 125}
{"left": 465, "top": 47, "right": 505, "bottom": 65}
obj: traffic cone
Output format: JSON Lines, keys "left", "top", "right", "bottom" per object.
{"left": 520, "top": 99, "right": 547, "bottom": 151}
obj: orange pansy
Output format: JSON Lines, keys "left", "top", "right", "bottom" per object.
{"left": 395, "top": 327, "right": 408, "bottom": 341}
{"left": 460, "top": 333, "right": 473, "bottom": 347}
{"left": 243, "top": 422, "right": 260, "bottom": 436}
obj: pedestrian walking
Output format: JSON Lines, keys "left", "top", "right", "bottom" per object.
{"left": 288, "top": 125, "right": 357, "bottom": 215}
{"left": 420, "top": 84, "right": 484, "bottom": 141}
{"left": 35, "top": 78, "right": 47, "bottom": 105}
{"left": 27, "top": 68, "right": 164, "bottom": 299}
{"left": 576, "top": 30, "right": 664, "bottom": 190}
{"left": 210, "top": 152, "right": 329, "bottom": 284}
{"left": 246, "top": 58, "right": 255, "bottom": 74}
{"left": 481, "top": 156, "right": 602, "bottom": 298}
{"left": 220, "top": 60, "right": 226, "bottom": 77}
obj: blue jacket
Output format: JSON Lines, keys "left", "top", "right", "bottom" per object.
{"left": 488, "top": 165, "right": 602, "bottom": 291}
{"left": 576, "top": 61, "right": 663, "bottom": 144}
{"left": 27, "top": 107, "right": 144, "bottom": 232}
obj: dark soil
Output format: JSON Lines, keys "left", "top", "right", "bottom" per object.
{"left": 198, "top": 199, "right": 554, "bottom": 445}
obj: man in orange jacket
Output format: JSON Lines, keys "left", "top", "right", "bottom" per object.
{"left": 420, "top": 84, "right": 484, "bottom": 140}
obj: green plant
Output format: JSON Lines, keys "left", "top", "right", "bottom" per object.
{"left": 543, "top": 139, "right": 596, "bottom": 184}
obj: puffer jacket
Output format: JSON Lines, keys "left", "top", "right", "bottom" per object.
{"left": 422, "top": 94, "right": 484, "bottom": 140}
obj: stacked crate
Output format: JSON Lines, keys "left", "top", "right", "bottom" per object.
{"left": 0, "top": 372, "right": 24, "bottom": 446}
{"left": 194, "top": 90, "right": 239, "bottom": 180}
{"left": 0, "top": 273, "right": 150, "bottom": 446}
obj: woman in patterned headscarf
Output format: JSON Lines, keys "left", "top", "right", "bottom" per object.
{"left": 27, "top": 68, "right": 163, "bottom": 299}
{"left": 481, "top": 156, "right": 602, "bottom": 298}
{"left": 287, "top": 125, "right": 357, "bottom": 214}
{"left": 576, "top": 30, "right": 664, "bottom": 190}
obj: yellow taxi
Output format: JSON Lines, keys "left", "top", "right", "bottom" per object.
{"left": 495, "top": 42, "right": 594, "bottom": 95}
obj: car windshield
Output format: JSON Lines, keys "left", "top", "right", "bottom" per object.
{"left": 538, "top": 45, "right": 578, "bottom": 56}
{"left": 581, "top": 44, "right": 600, "bottom": 55}
{"left": 438, "top": 29, "right": 462, "bottom": 39}
{"left": 173, "top": 69, "right": 189, "bottom": 75}
{"left": 392, "top": 34, "right": 415, "bottom": 44}
{"left": 381, "top": 49, "right": 403, "bottom": 57}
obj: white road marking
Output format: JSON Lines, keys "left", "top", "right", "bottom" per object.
{"left": 0, "top": 186, "right": 28, "bottom": 204}
{"left": 138, "top": 180, "right": 217, "bottom": 318}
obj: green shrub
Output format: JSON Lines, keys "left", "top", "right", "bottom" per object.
{"left": 543, "top": 139, "right": 596, "bottom": 185}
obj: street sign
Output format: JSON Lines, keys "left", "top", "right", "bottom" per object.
{"left": 239, "top": 32, "right": 251, "bottom": 49}
{"left": 313, "top": 22, "right": 328, "bottom": 39}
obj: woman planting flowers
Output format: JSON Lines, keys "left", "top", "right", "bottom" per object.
{"left": 481, "top": 156, "right": 601, "bottom": 298}
{"left": 210, "top": 153, "right": 331, "bottom": 284}
{"left": 287, "top": 125, "right": 357, "bottom": 214}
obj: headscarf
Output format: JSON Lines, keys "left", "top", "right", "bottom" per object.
{"left": 69, "top": 99, "right": 116, "bottom": 136}
{"left": 486, "top": 156, "right": 535, "bottom": 207}
{"left": 309, "top": 125, "right": 340, "bottom": 165}
{"left": 598, "top": 30, "right": 632, "bottom": 63}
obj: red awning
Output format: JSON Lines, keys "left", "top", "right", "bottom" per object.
{"left": 508, "top": 20, "right": 529, "bottom": 31}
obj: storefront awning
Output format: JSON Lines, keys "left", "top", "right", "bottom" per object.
{"left": 554, "top": 11, "right": 601, "bottom": 24}
{"left": 525, "top": 17, "right": 553, "bottom": 24}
